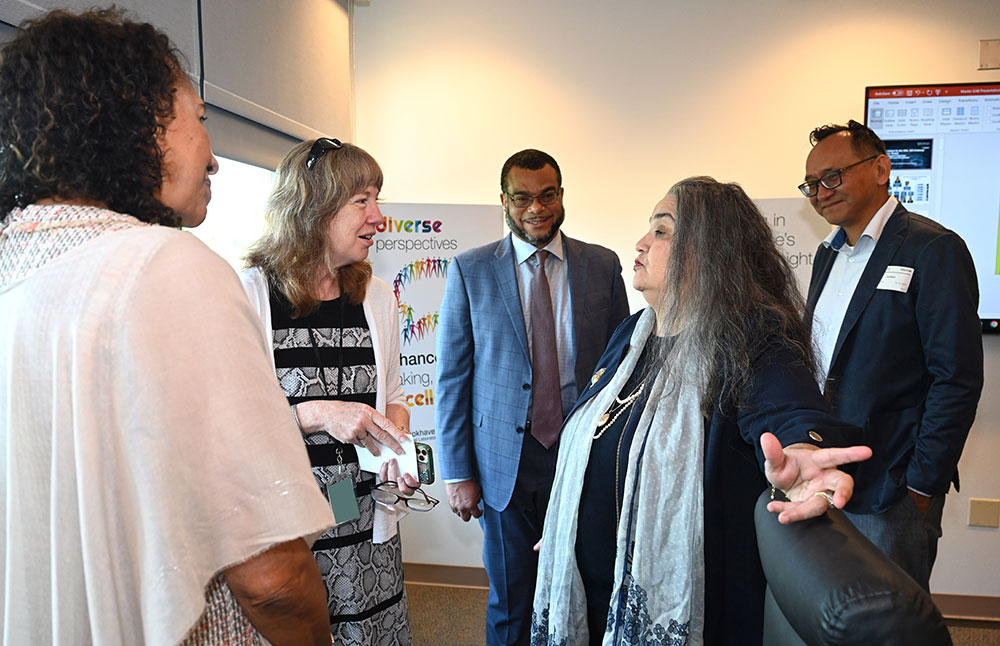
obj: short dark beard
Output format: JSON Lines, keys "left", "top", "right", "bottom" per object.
{"left": 504, "top": 203, "right": 565, "bottom": 247}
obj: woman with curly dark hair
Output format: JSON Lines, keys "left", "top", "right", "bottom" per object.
{"left": 0, "top": 9, "right": 335, "bottom": 645}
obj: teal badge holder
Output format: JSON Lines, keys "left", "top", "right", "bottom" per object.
{"left": 326, "top": 478, "right": 361, "bottom": 524}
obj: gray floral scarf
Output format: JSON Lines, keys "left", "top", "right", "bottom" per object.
{"left": 531, "top": 308, "right": 705, "bottom": 646}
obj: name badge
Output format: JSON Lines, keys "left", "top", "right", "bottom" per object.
{"left": 876, "top": 265, "right": 913, "bottom": 293}
{"left": 326, "top": 478, "right": 361, "bottom": 524}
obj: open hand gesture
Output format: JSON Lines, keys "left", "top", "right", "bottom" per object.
{"left": 761, "top": 432, "right": 872, "bottom": 524}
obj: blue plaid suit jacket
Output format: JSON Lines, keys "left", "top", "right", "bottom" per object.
{"left": 435, "top": 233, "right": 629, "bottom": 510}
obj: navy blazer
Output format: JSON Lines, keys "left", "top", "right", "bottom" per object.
{"left": 806, "top": 204, "right": 983, "bottom": 514}
{"left": 571, "top": 311, "right": 860, "bottom": 646}
{"left": 435, "top": 233, "right": 629, "bottom": 510}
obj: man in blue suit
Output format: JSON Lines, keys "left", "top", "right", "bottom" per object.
{"left": 435, "top": 149, "right": 629, "bottom": 645}
{"left": 801, "top": 120, "right": 983, "bottom": 590}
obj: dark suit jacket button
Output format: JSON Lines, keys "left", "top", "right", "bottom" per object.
{"left": 522, "top": 383, "right": 531, "bottom": 390}
{"left": 516, "top": 426, "right": 524, "bottom": 434}
{"left": 808, "top": 430, "right": 824, "bottom": 443}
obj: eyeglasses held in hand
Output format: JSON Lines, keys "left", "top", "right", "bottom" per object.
{"left": 306, "top": 137, "right": 343, "bottom": 170}
{"left": 798, "top": 154, "right": 879, "bottom": 197}
{"left": 506, "top": 188, "right": 560, "bottom": 209}
{"left": 371, "top": 481, "right": 440, "bottom": 512}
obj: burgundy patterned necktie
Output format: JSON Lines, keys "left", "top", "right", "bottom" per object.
{"left": 529, "top": 250, "right": 563, "bottom": 449}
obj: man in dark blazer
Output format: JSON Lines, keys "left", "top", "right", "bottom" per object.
{"left": 435, "top": 149, "right": 629, "bottom": 645}
{"left": 801, "top": 120, "right": 983, "bottom": 590}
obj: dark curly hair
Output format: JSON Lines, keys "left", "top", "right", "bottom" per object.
{"left": 0, "top": 7, "right": 186, "bottom": 225}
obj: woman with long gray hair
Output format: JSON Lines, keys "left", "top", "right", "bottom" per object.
{"left": 531, "top": 177, "right": 872, "bottom": 646}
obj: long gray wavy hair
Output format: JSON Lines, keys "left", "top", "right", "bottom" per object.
{"left": 652, "top": 176, "right": 816, "bottom": 415}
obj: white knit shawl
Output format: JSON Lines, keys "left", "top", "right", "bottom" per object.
{"left": 1, "top": 206, "right": 334, "bottom": 644}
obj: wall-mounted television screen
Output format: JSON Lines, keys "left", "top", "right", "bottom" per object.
{"left": 865, "top": 82, "right": 1000, "bottom": 332}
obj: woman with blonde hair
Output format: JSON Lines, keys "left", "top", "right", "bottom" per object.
{"left": 242, "top": 138, "right": 420, "bottom": 645}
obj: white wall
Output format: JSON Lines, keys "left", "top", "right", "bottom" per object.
{"left": 354, "top": 0, "right": 1000, "bottom": 595}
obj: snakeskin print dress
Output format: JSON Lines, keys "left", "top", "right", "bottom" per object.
{"left": 269, "top": 289, "right": 412, "bottom": 646}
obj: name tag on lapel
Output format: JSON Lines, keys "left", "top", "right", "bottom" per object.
{"left": 876, "top": 265, "right": 914, "bottom": 293}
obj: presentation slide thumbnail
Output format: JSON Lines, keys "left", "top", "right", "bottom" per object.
{"left": 885, "top": 139, "right": 933, "bottom": 170}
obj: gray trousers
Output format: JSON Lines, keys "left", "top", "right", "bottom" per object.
{"left": 845, "top": 492, "right": 946, "bottom": 591}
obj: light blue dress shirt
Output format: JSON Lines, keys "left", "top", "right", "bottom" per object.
{"left": 813, "top": 196, "right": 899, "bottom": 390}
{"left": 510, "top": 230, "right": 578, "bottom": 414}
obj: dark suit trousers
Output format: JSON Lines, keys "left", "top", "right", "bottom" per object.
{"left": 479, "top": 433, "right": 558, "bottom": 646}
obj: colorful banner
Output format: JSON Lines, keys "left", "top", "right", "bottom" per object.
{"left": 371, "top": 203, "right": 502, "bottom": 443}
{"left": 370, "top": 202, "right": 502, "bottom": 567}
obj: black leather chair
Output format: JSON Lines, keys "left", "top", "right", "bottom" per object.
{"left": 754, "top": 490, "right": 952, "bottom": 646}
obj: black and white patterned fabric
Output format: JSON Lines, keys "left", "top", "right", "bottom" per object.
{"left": 270, "top": 288, "right": 412, "bottom": 646}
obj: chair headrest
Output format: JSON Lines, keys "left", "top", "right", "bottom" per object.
{"left": 754, "top": 489, "right": 951, "bottom": 646}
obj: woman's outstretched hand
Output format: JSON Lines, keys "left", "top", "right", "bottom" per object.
{"left": 761, "top": 432, "right": 872, "bottom": 524}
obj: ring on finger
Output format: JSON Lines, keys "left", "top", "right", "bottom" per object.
{"left": 813, "top": 490, "right": 835, "bottom": 508}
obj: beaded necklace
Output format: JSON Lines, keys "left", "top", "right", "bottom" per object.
{"left": 593, "top": 381, "right": 645, "bottom": 439}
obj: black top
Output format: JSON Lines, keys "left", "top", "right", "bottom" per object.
{"left": 269, "top": 288, "right": 376, "bottom": 466}
{"left": 575, "top": 336, "right": 667, "bottom": 645}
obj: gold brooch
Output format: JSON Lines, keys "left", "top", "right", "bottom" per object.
{"left": 590, "top": 368, "right": 605, "bottom": 387}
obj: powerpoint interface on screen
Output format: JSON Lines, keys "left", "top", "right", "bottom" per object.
{"left": 867, "top": 83, "right": 1000, "bottom": 321}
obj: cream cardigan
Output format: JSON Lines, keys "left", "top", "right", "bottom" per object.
{"left": 239, "top": 267, "right": 407, "bottom": 542}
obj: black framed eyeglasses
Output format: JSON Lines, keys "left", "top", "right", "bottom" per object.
{"left": 798, "top": 155, "right": 879, "bottom": 197}
{"left": 371, "top": 481, "right": 440, "bottom": 512}
{"left": 506, "top": 188, "right": 560, "bottom": 209}
{"left": 306, "top": 137, "right": 343, "bottom": 170}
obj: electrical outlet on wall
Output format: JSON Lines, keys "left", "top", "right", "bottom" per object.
{"left": 980, "top": 39, "right": 1000, "bottom": 70}
{"left": 968, "top": 498, "right": 1000, "bottom": 528}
